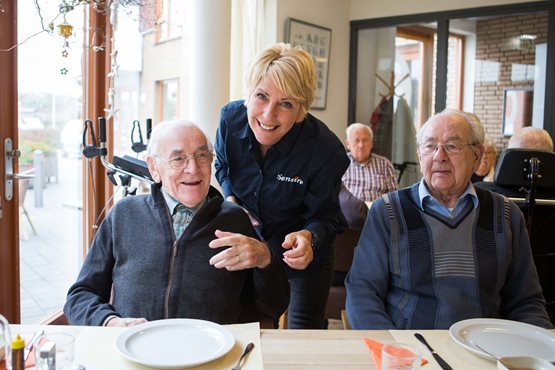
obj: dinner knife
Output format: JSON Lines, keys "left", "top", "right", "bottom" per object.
{"left": 414, "top": 333, "right": 453, "bottom": 370}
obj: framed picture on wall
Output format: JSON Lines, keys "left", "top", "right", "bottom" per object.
{"left": 502, "top": 88, "right": 534, "bottom": 136}
{"left": 285, "top": 18, "right": 331, "bottom": 110}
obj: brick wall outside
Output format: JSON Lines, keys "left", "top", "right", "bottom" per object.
{"left": 473, "top": 12, "right": 548, "bottom": 154}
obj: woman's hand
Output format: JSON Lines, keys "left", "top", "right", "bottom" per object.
{"left": 209, "top": 230, "right": 271, "bottom": 270}
{"left": 281, "top": 230, "right": 314, "bottom": 270}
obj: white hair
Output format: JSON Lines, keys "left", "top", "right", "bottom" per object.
{"left": 146, "top": 120, "right": 213, "bottom": 157}
{"left": 345, "top": 122, "right": 373, "bottom": 141}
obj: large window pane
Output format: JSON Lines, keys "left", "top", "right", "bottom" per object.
{"left": 18, "top": 0, "right": 84, "bottom": 323}
{"left": 450, "top": 12, "right": 548, "bottom": 150}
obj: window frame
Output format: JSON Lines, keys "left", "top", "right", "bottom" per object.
{"left": 348, "top": 0, "right": 555, "bottom": 138}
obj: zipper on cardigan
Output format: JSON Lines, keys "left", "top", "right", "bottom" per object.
{"left": 164, "top": 240, "right": 179, "bottom": 318}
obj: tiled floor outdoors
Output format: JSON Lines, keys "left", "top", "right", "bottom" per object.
{"left": 19, "top": 155, "right": 83, "bottom": 324}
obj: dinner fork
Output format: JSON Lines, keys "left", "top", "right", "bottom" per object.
{"left": 232, "top": 342, "right": 254, "bottom": 370}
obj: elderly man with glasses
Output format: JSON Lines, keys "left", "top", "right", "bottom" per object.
{"left": 65, "top": 120, "right": 288, "bottom": 327}
{"left": 346, "top": 109, "right": 553, "bottom": 329}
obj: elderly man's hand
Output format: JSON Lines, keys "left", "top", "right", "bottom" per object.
{"left": 282, "top": 230, "right": 314, "bottom": 270}
{"left": 209, "top": 230, "right": 271, "bottom": 270}
{"left": 105, "top": 317, "right": 147, "bottom": 327}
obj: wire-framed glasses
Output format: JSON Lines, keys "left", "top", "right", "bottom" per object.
{"left": 418, "top": 141, "right": 475, "bottom": 155}
{"left": 155, "top": 151, "right": 214, "bottom": 170}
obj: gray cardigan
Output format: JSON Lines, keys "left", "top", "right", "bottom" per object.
{"left": 64, "top": 185, "right": 289, "bottom": 325}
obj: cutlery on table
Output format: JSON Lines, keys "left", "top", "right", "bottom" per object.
{"left": 24, "top": 329, "right": 44, "bottom": 361}
{"left": 414, "top": 333, "right": 452, "bottom": 370}
{"left": 232, "top": 342, "right": 254, "bottom": 370}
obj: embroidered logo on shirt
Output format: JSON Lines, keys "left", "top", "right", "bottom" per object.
{"left": 276, "top": 174, "right": 304, "bottom": 185}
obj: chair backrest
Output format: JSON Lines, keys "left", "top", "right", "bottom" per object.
{"left": 19, "top": 179, "right": 30, "bottom": 205}
{"left": 494, "top": 148, "right": 555, "bottom": 189}
{"left": 335, "top": 228, "right": 361, "bottom": 273}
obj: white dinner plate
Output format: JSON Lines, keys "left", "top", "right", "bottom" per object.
{"left": 449, "top": 318, "right": 555, "bottom": 362}
{"left": 115, "top": 318, "right": 235, "bottom": 369}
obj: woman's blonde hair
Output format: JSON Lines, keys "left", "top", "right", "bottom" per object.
{"left": 245, "top": 43, "right": 316, "bottom": 120}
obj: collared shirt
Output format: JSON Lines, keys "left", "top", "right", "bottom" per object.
{"left": 161, "top": 189, "right": 205, "bottom": 238}
{"left": 214, "top": 100, "right": 349, "bottom": 257}
{"left": 342, "top": 152, "right": 399, "bottom": 202}
{"left": 417, "top": 179, "right": 478, "bottom": 218}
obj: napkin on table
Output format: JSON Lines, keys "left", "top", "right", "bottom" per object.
{"left": 363, "top": 337, "right": 428, "bottom": 370}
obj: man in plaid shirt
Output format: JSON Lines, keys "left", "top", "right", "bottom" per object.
{"left": 342, "top": 123, "right": 399, "bottom": 203}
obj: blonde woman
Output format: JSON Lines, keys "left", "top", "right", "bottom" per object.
{"left": 215, "top": 43, "right": 349, "bottom": 329}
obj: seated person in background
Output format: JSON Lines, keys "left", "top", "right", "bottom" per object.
{"left": 342, "top": 123, "right": 398, "bottom": 203}
{"left": 508, "top": 126, "right": 554, "bottom": 151}
{"left": 471, "top": 136, "right": 496, "bottom": 182}
{"left": 346, "top": 109, "right": 553, "bottom": 330}
{"left": 64, "top": 120, "right": 289, "bottom": 327}
{"left": 339, "top": 184, "right": 368, "bottom": 230}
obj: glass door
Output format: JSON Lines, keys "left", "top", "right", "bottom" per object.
{"left": 12, "top": 0, "right": 84, "bottom": 324}
{"left": 17, "top": 0, "right": 85, "bottom": 323}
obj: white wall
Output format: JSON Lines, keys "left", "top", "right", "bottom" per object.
{"left": 349, "top": 0, "right": 540, "bottom": 20}
{"left": 274, "top": 0, "right": 351, "bottom": 141}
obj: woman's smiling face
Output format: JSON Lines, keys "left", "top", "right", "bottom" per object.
{"left": 246, "top": 75, "right": 304, "bottom": 151}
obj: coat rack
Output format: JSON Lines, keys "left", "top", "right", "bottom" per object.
{"left": 375, "top": 71, "right": 410, "bottom": 98}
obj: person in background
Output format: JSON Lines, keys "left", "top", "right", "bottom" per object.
{"left": 471, "top": 136, "right": 497, "bottom": 182}
{"left": 346, "top": 109, "right": 553, "bottom": 330}
{"left": 342, "top": 123, "right": 398, "bottom": 203}
{"left": 215, "top": 43, "right": 349, "bottom": 329}
{"left": 508, "top": 126, "right": 554, "bottom": 151}
{"left": 65, "top": 120, "right": 289, "bottom": 327}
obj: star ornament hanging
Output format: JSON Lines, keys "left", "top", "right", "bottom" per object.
{"left": 60, "top": 67, "right": 69, "bottom": 75}
{"left": 103, "top": 106, "right": 119, "bottom": 121}
{"left": 62, "top": 49, "right": 69, "bottom": 58}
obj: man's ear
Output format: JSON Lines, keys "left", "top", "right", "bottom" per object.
{"left": 146, "top": 156, "right": 161, "bottom": 183}
{"left": 345, "top": 137, "right": 352, "bottom": 151}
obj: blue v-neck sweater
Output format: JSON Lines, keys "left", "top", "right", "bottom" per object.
{"left": 346, "top": 183, "right": 553, "bottom": 329}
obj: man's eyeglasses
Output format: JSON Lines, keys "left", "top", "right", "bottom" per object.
{"left": 155, "top": 151, "right": 214, "bottom": 170}
{"left": 418, "top": 142, "right": 475, "bottom": 155}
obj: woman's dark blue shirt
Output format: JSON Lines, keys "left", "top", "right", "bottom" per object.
{"left": 214, "top": 100, "right": 349, "bottom": 273}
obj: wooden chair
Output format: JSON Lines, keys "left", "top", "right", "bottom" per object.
{"left": 19, "top": 179, "right": 37, "bottom": 240}
{"left": 39, "top": 309, "right": 69, "bottom": 325}
{"left": 325, "top": 228, "right": 361, "bottom": 322}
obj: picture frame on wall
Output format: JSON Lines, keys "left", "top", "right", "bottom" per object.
{"left": 502, "top": 88, "right": 534, "bottom": 136}
{"left": 285, "top": 18, "right": 331, "bottom": 110}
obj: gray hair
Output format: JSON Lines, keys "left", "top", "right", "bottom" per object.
{"left": 508, "top": 126, "right": 554, "bottom": 151}
{"left": 416, "top": 109, "right": 485, "bottom": 145}
{"left": 346, "top": 122, "right": 373, "bottom": 141}
{"left": 146, "top": 120, "right": 213, "bottom": 157}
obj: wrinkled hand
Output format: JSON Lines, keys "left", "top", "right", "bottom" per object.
{"left": 209, "top": 230, "right": 271, "bottom": 270}
{"left": 105, "top": 317, "right": 147, "bottom": 327}
{"left": 282, "top": 230, "right": 314, "bottom": 270}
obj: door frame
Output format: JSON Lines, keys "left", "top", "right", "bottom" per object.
{"left": 0, "top": 1, "right": 113, "bottom": 323}
{"left": 348, "top": 0, "right": 555, "bottom": 135}
{"left": 0, "top": 0, "right": 21, "bottom": 323}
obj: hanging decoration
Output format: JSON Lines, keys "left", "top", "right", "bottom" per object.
{"left": 103, "top": 1, "right": 120, "bottom": 122}
{"left": 57, "top": 1, "right": 74, "bottom": 75}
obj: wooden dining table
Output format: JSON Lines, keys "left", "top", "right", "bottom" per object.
{"left": 2, "top": 323, "right": 551, "bottom": 370}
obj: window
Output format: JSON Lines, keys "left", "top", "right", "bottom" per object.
{"left": 349, "top": 3, "right": 555, "bottom": 148}
{"left": 156, "top": 0, "right": 185, "bottom": 42}
{"left": 157, "top": 79, "right": 179, "bottom": 122}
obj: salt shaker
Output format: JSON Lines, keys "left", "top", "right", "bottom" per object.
{"left": 36, "top": 341, "right": 56, "bottom": 370}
